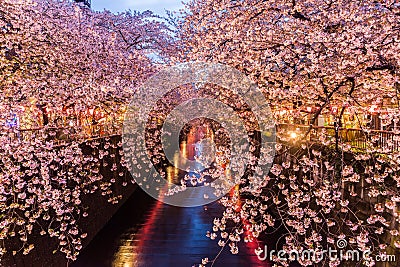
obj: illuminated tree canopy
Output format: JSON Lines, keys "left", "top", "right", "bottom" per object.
{"left": 177, "top": 0, "right": 400, "bottom": 266}
{"left": 1, "top": 0, "right": 400, "bottom": 266}
{"left": 0, "top": 0, "right": 172, "bottom": 261}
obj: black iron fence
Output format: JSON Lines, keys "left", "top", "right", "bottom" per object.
{"left": 1, "top": 124, "right": 121, "bottom": 145}
{"left": 3, "top": 123, "right": 400, "bottom": 152}
{"left": 277, "top": 123, "right": 400, "bottom": 152}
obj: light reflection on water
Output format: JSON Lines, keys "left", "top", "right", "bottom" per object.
{"left": 112, "top": 238, "right": 136, "bottom": 267}
{"left": 162, "top": 119, "right": 222, "bottom": 185}
{"left": 112, "top": 121, "right": 230, "bottom": 267}
{"left": 113, "top": 121, "right": 216, "bottom": 267}
{"left": 110, "top": 120, "right": 267, "bottom": 267}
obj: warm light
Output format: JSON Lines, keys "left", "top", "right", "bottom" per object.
{"left": 29, "top": 97, "right": 37, "bottom": 104}
{"left": 173, "top": 153, "right": 179, "bottom": 177}
{"left": 369, "top": 104, "right": 378, "bottom": 113}
{"left": 290, "top": 132, "right": 297, "bottom": 139}
{"left": 166, "top": 166, "right": 173, "bottom": 184}
{"left": 180, "top": 141, "right": 187, "bottom": 163}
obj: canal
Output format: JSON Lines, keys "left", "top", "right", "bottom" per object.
{"left": 71, "top": 186, "right": 276, "bottom": 267}
{"left": 72, "top": 118, "right": 296, "bottom": 267}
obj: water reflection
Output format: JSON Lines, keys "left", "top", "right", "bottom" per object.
{"left": 110, "top": 195, "right": 266, "bottom": 267}
{"left": 153, "top": 118, "right": 230, "bottom": 187}
{"left": 112, "top": 238, "right": 136, "bottom": 267}
{"left": 74, "top": 120, "right": 274, "bottom": 267}
{"left": 111, "top": 120, "right": 262, "bottom": 267}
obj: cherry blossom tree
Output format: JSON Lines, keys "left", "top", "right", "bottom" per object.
{"left": 0, "top": 0, "right": 172, "bottom": 261}
{"left": 177, "top": 0, "right": 400, "bottom": 266}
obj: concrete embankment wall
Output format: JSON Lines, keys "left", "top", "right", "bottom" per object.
{"left": 2, "top": 135, "right": 136, "bottom": 267}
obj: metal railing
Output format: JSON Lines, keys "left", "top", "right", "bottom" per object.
{"left": 4, "top": 123, "right": 400, "bottom": 152}
{"left": 2, "top": 124, "right": 121, "bottom": 145}
{"left": 278, "top": 123, "right": 400, "bottom": 152}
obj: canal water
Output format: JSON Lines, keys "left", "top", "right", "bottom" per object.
{"left": 71, "top": 186, "right": 275, "bottom": 267}
{"left": 73, "top": 118, "right": 298, "bottom": 267}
